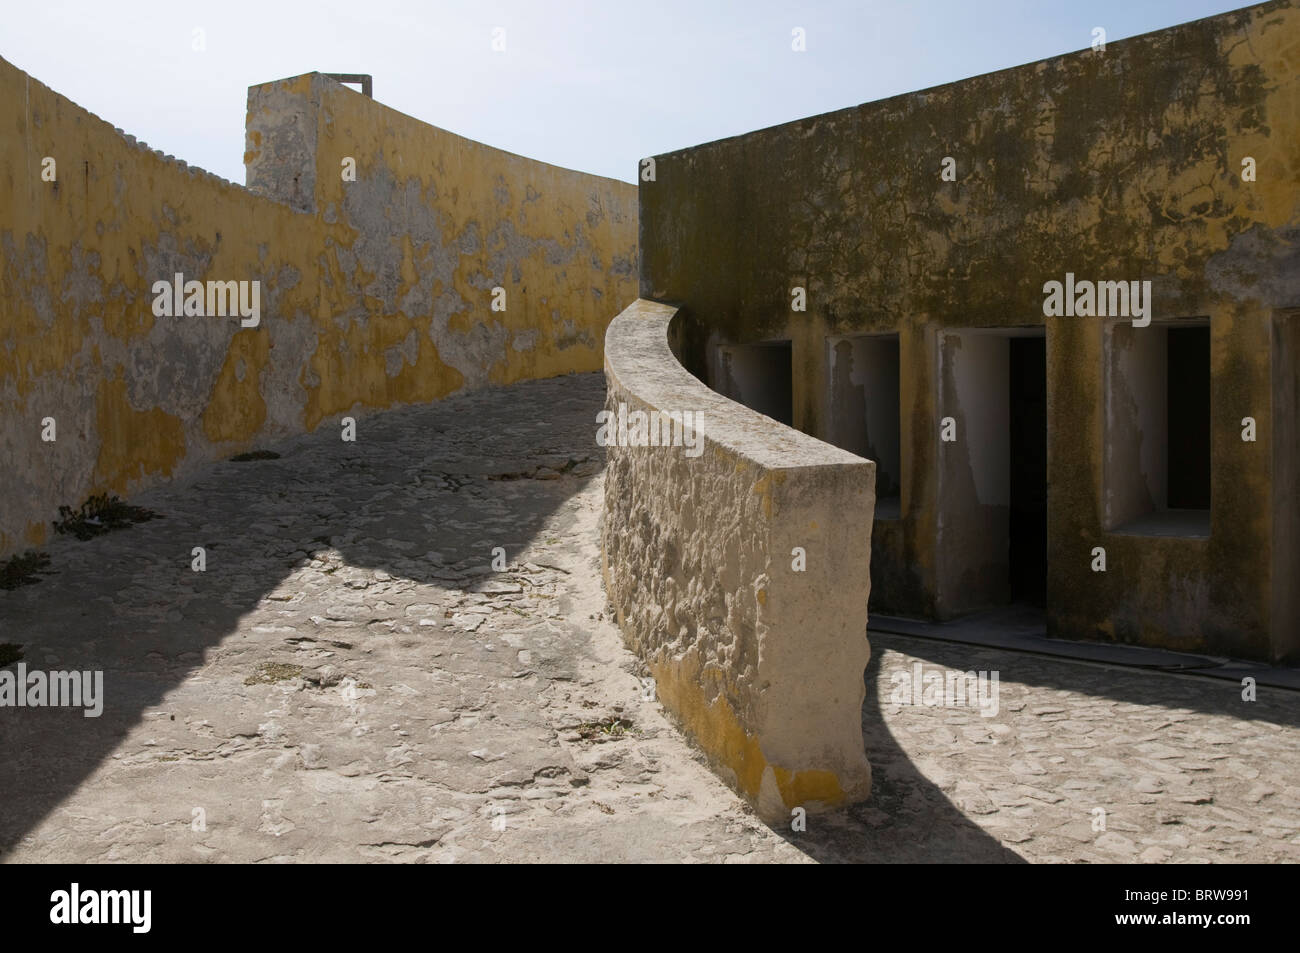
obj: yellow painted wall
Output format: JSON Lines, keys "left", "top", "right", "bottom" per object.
{"left": 639, "top": 1, "right": 1299, "bottom": 660}
{"left": 0, "top": 60, "right": 637, "bottom": 557}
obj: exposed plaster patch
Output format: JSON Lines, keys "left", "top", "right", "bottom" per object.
{"left": 1205, "top": 224, "right": 1300, "bottom": 307}
{"left": 0, "top": 56, "right": 638, "bottom": 559}
{"left": 384, "top": 328, "right": 420, "bottom": 376}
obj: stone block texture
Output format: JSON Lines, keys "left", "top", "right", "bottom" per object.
{"left": 602, "top": 299, "right": 875, "bottom": 820}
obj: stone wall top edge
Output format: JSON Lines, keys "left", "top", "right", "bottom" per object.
{"left": 605, "top": 298, "right": 872, "bottom": 473}
{"left": 308, "top": 74, "right": 639, "bottom": 192}
{"left": 2, "top": 54, "right": 304, "bottom": 210}
{"left": 643, "top": 0, "right": 1288, "bottom": 165}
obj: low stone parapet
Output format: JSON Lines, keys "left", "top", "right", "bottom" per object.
{"left": 601, "top": 298, "right": 875, "bottom": 821}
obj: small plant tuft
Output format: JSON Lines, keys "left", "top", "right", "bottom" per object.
{"left": 54, "top": 494, "right": 159, "bottom": 540}
{"left": 574, "top": 716, "right": 635, "bottom": 740}
{"left": 0, "top": 551, "right": 51, "bottom": 590}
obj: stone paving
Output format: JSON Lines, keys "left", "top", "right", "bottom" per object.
{"left": 815, "top": 636, "right": 1300, "bottom": 862}
{"left": 1, "top": 372, "right": 1297, "bottom": 863}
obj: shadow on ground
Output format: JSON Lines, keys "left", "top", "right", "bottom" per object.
{"left": 782, "top": 628, "right": 1299, "bottom": 862}
{"left": 776, "top": 643, "right": 1027, "bottom": 863}
{"left": 0, "top": 374, "right": 603, "bottom": 856}
{"left": 893, "top": 632, "right": 1300, "bottom": 730}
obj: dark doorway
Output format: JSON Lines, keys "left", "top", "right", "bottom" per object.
{"left": 1008, "top": 336, "right": 1047, "bottom": 606}
{"left": 1167, "top": 326, "right": 1211, "bottom": 510}
{"left": 713, "top": 341, "right": 793, "bottom": 426}
{"left": 827, "top": 334, "right": 901, "bottom": 517}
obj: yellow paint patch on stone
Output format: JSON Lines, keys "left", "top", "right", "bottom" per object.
{"left": 488, "top": 335, "right": 603, "bottom": 387}
{"left": 202, "top": 329, "right": 270, "bottom": 444}
{"left": 93, "top": 375, "right": 186, "bottom": 491}
{"left": 648, "top": 652, "right": 767, "bottom": 799}
{"left": 388, "top": 335, "right": 467, "bottom": 406}
{"left": 771, "top": 766, "right": 846, "bottom": 808}
{"left": 752, "top": 474, "right": 773, "bottom": 519}
{"left": 648, "top": 651, "right": 849, "bottom": 815}
{"left": 300, "top": 314, "right": 465, "bottom": 432}
{"left": 0, "top": 56, "right": 636, "bottom": 560}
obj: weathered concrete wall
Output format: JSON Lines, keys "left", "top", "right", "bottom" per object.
{"left": 246, "top": 73, "right": 638, "bottom": 407}
{"left": 0, "top": 61, "right": 637, "bottom": 557}
{"left": 639, "top": 1, "right": 1300, "bottom": 661}
{"left": 602, "top": 298, "right": 874, "bottom": 821}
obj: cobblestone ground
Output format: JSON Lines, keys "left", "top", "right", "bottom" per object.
{"left": 822, "top": 636, "right": 1300, "bottom": 863}
{"left": 1, "top": 372, "right": 1296, "bottom": 863}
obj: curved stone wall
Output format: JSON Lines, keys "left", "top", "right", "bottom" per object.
{"left": 601, "top": 298, "right": 875, "bottom": 820}
{"left": 0, "top": 60, "right": 637, "bottom": 558}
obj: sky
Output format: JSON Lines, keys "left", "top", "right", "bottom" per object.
{"left": 3, "top": 0, "right": 1259, "bottom": 185}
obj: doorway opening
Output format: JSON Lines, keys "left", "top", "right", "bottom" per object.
{"left": 710, "top": 341, "right": 793, "bottom": 427}
{"left": 826, "top": 334, "right": 902, "bottom": 519}
{"left": 1104, "top": 319, "right": 1211, "bottom": 536}
{"left": 1167, "top": 325, "right": 1211, "bottom": 510}
{"left": 1009, "top": 336, "right": 1047, "bottom": 606}
{"left": 937, "top": 327, "right": 1047, "bottom": 616}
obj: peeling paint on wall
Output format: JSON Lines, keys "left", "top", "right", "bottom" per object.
{"left": 0, "top": 61, "right": 638, "bottom": 557}
{"left": 638, "top": 1, "right": 1299, "bottom": 660}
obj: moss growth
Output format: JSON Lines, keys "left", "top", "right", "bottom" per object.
{"left": 244, "top": 661, "right": 304, "bottom": 685}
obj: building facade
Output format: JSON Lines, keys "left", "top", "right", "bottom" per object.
{"left": 639, "top": 1, "right": 1300, "bottom": 662}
